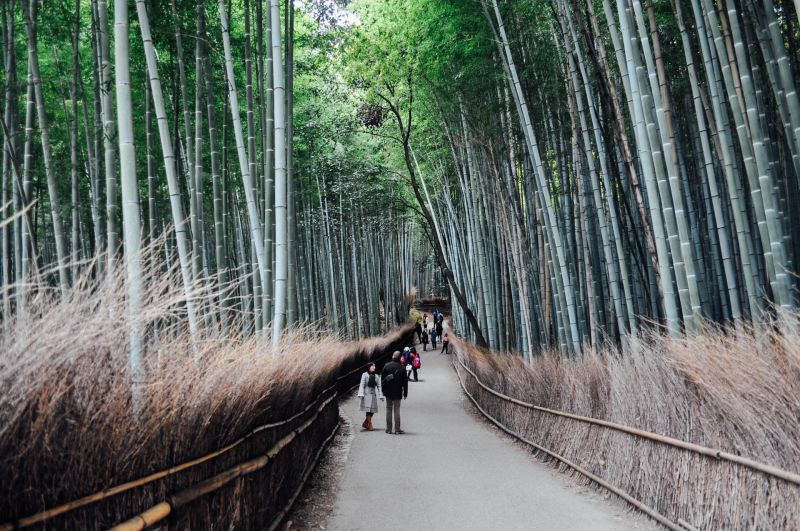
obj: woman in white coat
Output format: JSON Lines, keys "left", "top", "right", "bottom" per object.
{"left": 357, "top": 363, "right": 384, "bottom": 431}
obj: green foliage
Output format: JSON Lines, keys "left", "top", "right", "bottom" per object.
{"left": 293, "top": 4, "right": 417, "bottom": 230}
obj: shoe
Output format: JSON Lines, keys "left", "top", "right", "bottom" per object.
{"left": 362, "top": 419, "right": 368, "bottom": 429}
{"left": 385, "top": 429, "right": 392, "bottom": 434}
{"left": 394, "top": 429, "right": 405, "bottom": 434}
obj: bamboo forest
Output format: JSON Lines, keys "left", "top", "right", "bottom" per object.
{"left": 1, "top": 0, "right": 799, "bottom": 529}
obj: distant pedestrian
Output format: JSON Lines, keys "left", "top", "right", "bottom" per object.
{"left": 381, "top": 351, "right": 408, "bottom": 434}
{"left": 402, "top": 346, "right": 412, "bottom": 380}
{"left": 414, "top": 321, "right": 423, "bottom": 343}
{"left": 421, "top": 329, "right": 429, "bottom": 351}
{"left": 430, "top": 327, "right": 438, "bottom": 349}
{"left": 441, "top": 333, "right": 450, "bottom": 354}
{"left": 409, "top": 347, "right": 421, "bottom": 382}
{"left": 435, "top": 321, "right": 443, "bottom": 337}
{"left": 357, "top": 363, "right": 384, "bottom": 431}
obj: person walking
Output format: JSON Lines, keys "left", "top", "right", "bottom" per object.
{"left": 414, "top": 320, "right": 423, "bottom": 343}
{"left": 420, "top": 329, "right": 429, "bottom": 351}
{"left": 402, "top": 346, "right": 413, "bottom": 381}
{"left": 357, "top": 363, "right": 384, "bottom": 431}
{"left": 381, "top": 351, "right": 408, "bottom": 434}
{"left": 430, "top": 327, "right": 438, "bottom": 349}
{"left": 441, "top": 333, "right": 450, "bottom": 354}
{"left": 409, "top": 347, "right": 421, "bottom": 382}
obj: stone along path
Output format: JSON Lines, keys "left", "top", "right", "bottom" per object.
{"left": 329, "top": 343, "right": 645, "bottom": 531}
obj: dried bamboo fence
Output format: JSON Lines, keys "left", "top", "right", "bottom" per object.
{"left": 451, "top": 333, "right": 800, "bottom": 530}
{"left": 0, "top": 326, "right": 414, "bottom": 530}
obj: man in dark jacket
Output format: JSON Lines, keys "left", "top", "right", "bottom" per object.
{"left": 381, "top": 351, "right": 408, "bottom": 434}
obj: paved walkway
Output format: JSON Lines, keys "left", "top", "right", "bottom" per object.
{"left": 329, "top": 343, "right": 645, "bottom": 531}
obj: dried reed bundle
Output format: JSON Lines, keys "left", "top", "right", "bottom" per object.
{"left": 0, "top": 246, "right": 413, "bottom": 529}
{"left": 453, "top": 321, "right": 800, "bottom": 529}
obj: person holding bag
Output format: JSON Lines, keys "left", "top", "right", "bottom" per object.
{"left": 409, "top": 347, "right": 421, "bottom": 382}
{"left": 402, "top": 346, "right": 413, "bottom": 380}
{"left": 357, "top": 363, "right": 384, "bottom": 431}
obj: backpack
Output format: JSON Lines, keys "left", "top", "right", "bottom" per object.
{"left": 413, "top": 355, "right": 421, "bottom": 368}
{"left": 400, "top": 355, "right": 406, "bottom": 365}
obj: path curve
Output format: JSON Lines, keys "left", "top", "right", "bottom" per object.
{"left": 329, "top": 342, "right": 645, "bottom": 530}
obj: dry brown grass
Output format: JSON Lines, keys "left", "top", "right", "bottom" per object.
{"left": 452, "top": 321, "right": 800, "bottom": 529}
{"left": 0, "top": 248, "right": 414, "bottom": 529}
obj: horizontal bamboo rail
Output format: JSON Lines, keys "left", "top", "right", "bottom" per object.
{"left": 107, "top": 504, "right": 171, "bottom": 531}
{"left": 267, "top": 415, "right": 343, "bottom": 531}
{"left": 0, "top": 388, "right": 335, "bottom": 531}
{"left": 108, "top": 393, "right": 339, "bottom": 531}
{"left": 455, "top": 354, "right": 800, "bottom": 486}
{"left": 452, "top": 359, "right": 685, "bottom": 531}
{"left": 0, "top": 333, "right": 409, "bottom": 531}
{"left": 112, "top": 374, "right": 370, "bottom": 531}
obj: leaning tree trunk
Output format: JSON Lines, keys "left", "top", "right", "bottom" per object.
{"left": 217, "top": 0, "right": 269, "bottom": 335}
{"left": 171, "top": 0, "right": 202, "bottom": 281}
{"left": 135, "top": 0, "right": 199, "bottom": 342}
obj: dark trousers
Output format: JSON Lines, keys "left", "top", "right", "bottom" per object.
{"left": 385, "top": 398, "right": 401, "bottom": 432}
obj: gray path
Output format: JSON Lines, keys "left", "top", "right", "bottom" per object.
{"left": 329, "top": 343, "right": 645, "bottom": 531}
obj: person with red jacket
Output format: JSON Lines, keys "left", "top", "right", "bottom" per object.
{"left": 408, "top": 347, "right": 421, "bottom": 382}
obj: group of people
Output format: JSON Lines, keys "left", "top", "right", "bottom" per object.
{"left": 357, "top": 310, "right": 452, "bottom": 434}
{"left": 415, "top": 309, "right": 449, "bottom": 354}
{"left": 403, "top": 346, "right": 421, "bottom": 382}
{"left": 357, "top": 350, "right": 409, "bottom": 434}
